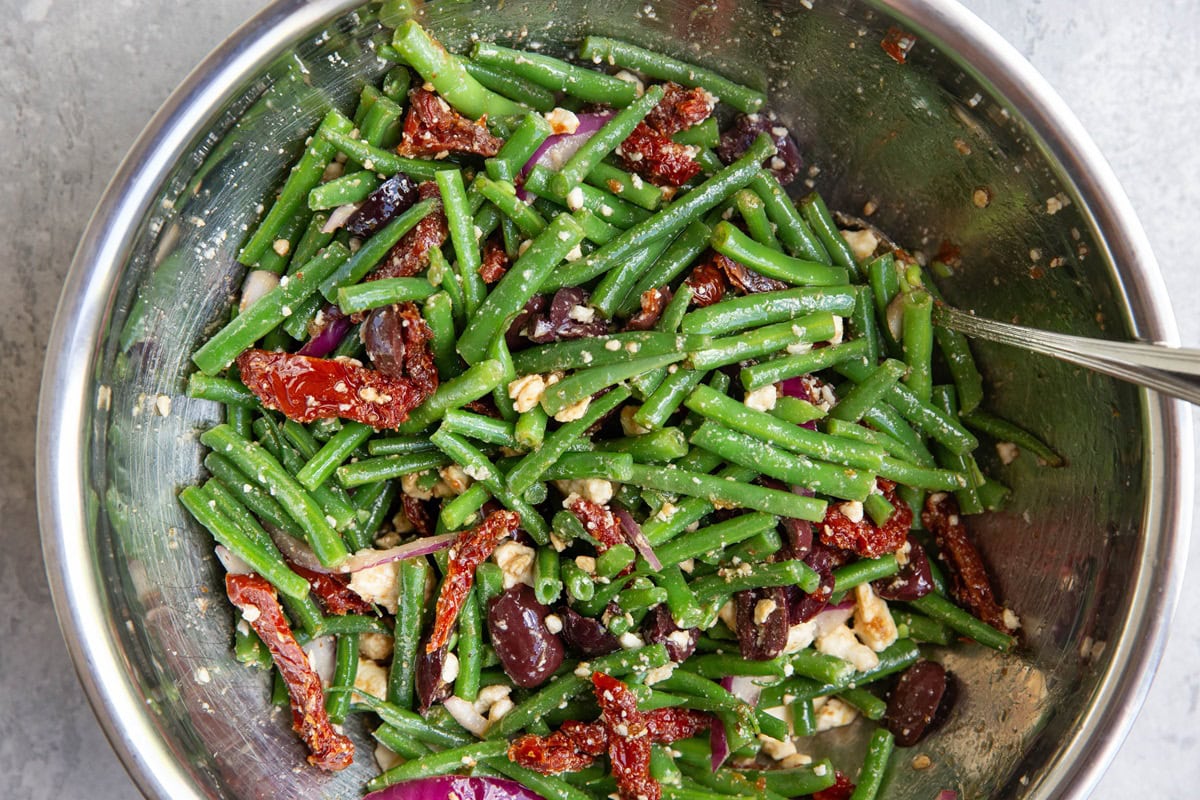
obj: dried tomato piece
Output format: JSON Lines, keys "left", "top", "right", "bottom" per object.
{"left": 716, "top": 252, "right": 788, "bottom": 294}
{"left": 644, "top": 82, "right": 716, "bottom": 137}
{"left": 236, "top": 349, "right": 430, "bottom": 428}
{"left": 560, "top": 718, "right": 611, "bottom": 755}
{"left": 427, "top": 509, "right": 521, "bottom": 652}
{"left": 593, "top": 672, "right": 657, "bottom": 800}
{"left": 923, "top": 493, "right": 1009, "bottom": 631}
{"left": 684, "top": 258, "right": 728, "bottom": 307}
{"left": 616, "top": 122, "right": 702, "bottom": 187}
{"left": 225, "top": 573, "right": 353, "bottom": 771}
{"left": 819, "top": 479, "right": 912, "bottom": 557}
{"left": 396, "top": 88, "right": 502, "bottom": 158}
{"left": 625, "top": 287, "right": 672, "bottom": 331}
{"left": 288, "top": 563, "right": 375, "bottom": 615}
{"left": 402, "top": 493, "right": 434, "bottom": 537}
{"left": 881, "top": 26, "right": 918, "bottom": 64}
{"left": 479, "top": 235, "right": 509, "bottom": 284}
{"left": 567, "top": 497, "right": 623, "bottom": 551}
{"left": 645, "top": 707, "right": 711, "bottom": 742}
{"left": 812, "top": 771, "right": 856, "bottom": 800}
{"left": 362, "top": 301, "right": 438, "bottom": 395}
{"left": 716, "top": 113, "right": 804, "bottom": 186}
{"left": 369, "top": 181, "right": 449, "bottom": 281}
{"left": 508, "top": 731, "right": 599, "bottom": 774}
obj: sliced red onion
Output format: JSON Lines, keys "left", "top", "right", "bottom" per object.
{"left": 297, "top": 305, "right": 352, "bottom": 357}
{"left": 517, "top": 112, "right": 613, "bottom": 199}
{"left": 323, "top": 202, "right": 361, "bottom": 233}
{"left": 614, "top": 503, "right": 661, "bottom": 570}
{"left": 936, "top": 792, "right": 959, "bottom": 800}
{"left": 779, "top": 377, "right": 813, "bottom": 402}
{"left": 886, "top": 293, "right": 906, "bottom": 341}
{"left": 239, "top": 269, "right": 280, "bottom": 312}
{"left": 727, "top": 675, "right": 762, "bottom": 707}
{"left": 364, "top": 776, "right": 547, "bottom": 800}
{"left": 812, "top": 604, "right": 856, "bottom": 638}
{"left": 303, "top": 635, "right": 338, "bottom": 685}
{"left": 442, "top": 696, "right": 489, "bottom": 738}
{"left": 709, "top": 676, "right": 734, "bottom": 771}
{"left": 214, "top": 545, "right": 253, "bottom": 575}
{"left": 270, "top": 529, "right": 457, "bottom": 574}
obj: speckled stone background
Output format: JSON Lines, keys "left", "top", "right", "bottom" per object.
{"left": 1, "top": 0, "right": 1196, "bottom": 797}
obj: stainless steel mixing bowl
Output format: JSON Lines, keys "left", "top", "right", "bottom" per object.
{"left": 37, "top": 1, "right": 1193, "bottom": 798}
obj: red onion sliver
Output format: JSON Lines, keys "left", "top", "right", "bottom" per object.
{"left": 518, "top": 112, "right": 613, "bottom": 193}
{"left": 709, "top": 676, "right": 734, "bottom": 771}
{"left": 936, "top": 792, "right": 959, "bottom": 800}
{"left": 297, "top": 306, "right": 353, "bottom": 358}
{"left": 614, "top": 503, "right": 661, "bottom": 570}
{"left": 214, "top": 545, "right": 253, "bottom": 575}
{"left": 364, "top": 776, "right": 547, "bottom": 800}
{"left": 323, "top": 202, "right": 360, "bottom": 233}
{"left": 270, "top": 528, "right": 457, "bottom": 574}
{"left": 727, "top": 676, "right": 762, "bottom": 707}
{"left": 779, "top": 377, "right": 813, "bottom": 402}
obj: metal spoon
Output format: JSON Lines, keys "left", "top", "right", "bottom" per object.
{"left": 934, "top": 305, "right": 1200, "bottom": 405}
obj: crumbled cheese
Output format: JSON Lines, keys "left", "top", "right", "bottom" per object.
{"left": 359, "top": 632, "right": 394, "bottom": 661}
{"left": 996, "top": 441, "right": 1020, "bottom": 465}
{"left": 620, "top": 406, "right": 651, "bottom": 435}
{"left": 814, "top": 697, "right": 859, "bottom": 731}
{"left": 605, "top": 339, "right": 622, "bottom": 351}
{"left": 838, "top": 500, "right": 864, "bottom": 524}
{"left": 486, "top": 696, "right": 514, "bottom": 725}
{"left": 348, "top": 560, "right": 401, "bottom": 614}
{"left": 911, "top": 754, "right": 933, "bottom": 770}
{"left": 441, "top": 652, "right": 460, "bottom": 684}
{"left": 718, "top": 600, "right": 737, "bottom": 631}
{"left": 544, "top": 107, "right": 581, "bottom": 135}
{"left": 154, "top": 394, "right": 172, "bottom": 417}
{"left": 618, "top": 632, "right": 645, "bottom": 650}
{"left": 827, "top": 315, "right": 845, "bottom": 345}
{"left": 401, "top": 471, "right": 436, "bottom": 500}
{"left": 781, "top": 753, "right": 814, "bottom": 769}
{"left": 554, "top": 478, "right": 613, "bottom": 505}
{"left": 509, "top": 373, "right": 548, "bottom": 413}
{"left": 613, "top": 70, "right": 644, "bottom": 96}
{"left": 786, "top": 340, "right": 814, "bottom": 355}
{"left": 375, "top": 741, "right": 403, "bottom": 772}
{"left": 1003, "top": 608, "right": 1022, "bottom": 631}
{"left": 565, "top": 185, "right": 586, "bottom": 211}
{"left": 853, "top": 583, "right": 899, "bottom": 652}
{"left": 760, "top": 735, "right": 797, "bottom": 761}
{"left": 353, "top": 658, "right": 390, "bottom": 700}
{"left": 474, "top": 684, "right": 513, "bottom": 715}
{"left": 754, "top": 598, "right": 779, "bottom": 625}
{"left": 840, "top": 229, "right": 879, "bottom": 262}
{"left": 493, "top": 541, "right": 537, "bottom": 589}
{"left": 574, "top": 555, "right": 597, "bottom": 574}
{"left": 744, "top": 384, "right": 778, "bottom": 412}
{"left": 272, "top": 238, "right": 290, "bottom": 257}
{"left": 544, "top": 614, "right": 563, "bottom": 634}
{"left": 816, "top": 623, "right": 879, "bottom": 671}
{"left": 553, "top": 395, "right": 591, "bottom": 422}
{"left": 644, "top": 663, "right": 676, "bottom": 686}
{"left": 568, "top": 304, "right": 595, "bottom": 324}
{"left": 439, "top": 464, "right": 473, "bottom": 495}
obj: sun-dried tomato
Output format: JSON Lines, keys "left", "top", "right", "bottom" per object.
{"left": 361, "top": 301, "right": 438, "bottom": 395}
{"left": 625, "top": 287, "right": 672, "bottom": 331}
{"left": 479, "top": 235, "right": 509, "bottom": 284}
{"left": 236, "top": 349, "right": 431, "bottom": 428}
{"left": 684, "top": 258, "right": 728, "bottom": 307}
{"left": 427, "top": 509, "right": 520, "bottom": 652}
{"left": 509, "top": 731, "right": 599, "bottom": 774}
{"left": 402, "top": 493, "right": 434, "bottom": 537}
{"left": 288, "top": 563, "right": 375, "bottom": 615}
{"left": 594, "top": 672, "right": 657, "bottom": 800}
{"left": 369, "top": 181, "right": 448, "bottom": 281}
{"left": 567, "top": 496, "right": 624, "bottom": 551}
{"left": 812, "top": 771, "right": 856, "bottom": 800}
{"left": 396, "top": 88, "right": 501, "bottom": 158}
{"left": 225, "top": 573, "right": 353, "bottom": 771}
{"left": 881, "top": 26, "right": 918, "bottom": 64}
{"left": 716, "top": 252, "right": 788, "bottom": 294}
{"left": 819, "top": 479, "right": 912, "bottom": 557}
{"left": 645, "top": 82, "right": 716, "bottom": 137}
{"left": 616, "top": 122, "right": 702, "bottom": 187}
{"left": 645, "top": 707, "right": 711, "bottom": 742}
{"left": 923, "top": 493, "right": 1009, "bottom": 631}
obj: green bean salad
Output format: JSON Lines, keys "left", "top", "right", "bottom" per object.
{"left": 182, "top": 14, "right": 1055, "bottom": 800}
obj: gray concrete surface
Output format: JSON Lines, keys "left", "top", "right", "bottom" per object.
{"left": 1, "top": 0, "right": 1196, "bottom": 797}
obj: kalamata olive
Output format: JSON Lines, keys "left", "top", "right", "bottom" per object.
{"left": 345, "top": 172, "right": 420, "bottom": 238}
{"left": 526, "top": 287, "right": 609, "bottom": 343}
{"left": 641, "top": 604, "right": 698, "bottom": 662}
{"left": 715, "top": 112, "right": 803, "bottom": 186}
{"left": 789, "top": 544, "right": 840, "bottom": 623}
{"left": 559, "top": 606, "right": 621, "bottom": 658}
{"left": 488, "top": 585, "right": 565, "bottom": 688}
{"left": 416, "top": 642, "right": 451, "bottom": 712}
{"left": 884, "top": 660, "right": 949, "bottom": 747}
{"left": 505, "top": 295, "right": 546, "bottom": 350}
{"left": 874, "top": 537, "right": 935, "bottom": 602}
{"left": 684, "top": 260, "right": 727, "bottom": 307}
{"left": 735, "top": 586, "right": 789, "bottom": 660}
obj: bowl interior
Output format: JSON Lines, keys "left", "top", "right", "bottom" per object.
{"left": 43, "top": 1, "right": 1188, "bottom": 798}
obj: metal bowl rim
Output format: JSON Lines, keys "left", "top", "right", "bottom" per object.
{"left": 35, "top": 1, "right": 1193, "bottom": 799}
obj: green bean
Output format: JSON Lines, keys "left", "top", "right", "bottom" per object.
{"left": 562, "top": 559, "right": 595, "bottom": 602}
{"left": 682, "top": 286, "right": 856, "bottom": 336}
{"left": 533, "top": 546, "right": 562, "bottom": 605}
{"left": 554, "top": 84, "right": 665, "bottom": 196}
{"left": 691, "top": 421, "right": 875, "bottom": 501}
{"left": 541, "top": 353, "right": 685, "bottom": 416}
{"left": 596, "top": 544, "right": 637, "bottom": 580}
{"left": 578, "top": 37, "right": 765, "bottom": 114}
{"left": 186, "top": 373, "right": 259, "bottom": 408}
{"left": 553, "top": 135, "right": 775, "bottom": 289}
{"left": 876, "top": 456, "right": 966, "bottom": 491}
{"left": 442, "top": 409, "right": 518, "bottom": 447}
{"left": 452, "top": 586, "right": 483, "bottom": 701}
{"left": 440, "top": 483, "right": 491, "bottom": 530}
{"left": 799, "top": 192, "right": 861, "bottom": 279}
{"left": 472, "top": 41, "right": 638, "bottom": 107}
{"left": 295, "top": 421, "right": 373, "bottom": 491}
{"left": 627, "top": 220, "right": 713, "bottom": 306}
{"left": 900, "top": 288, "right": 934, "bottom": 401}
{"left": 654, "top": 512, "right": 778, "bottom": 566}
{"left": 594, "top": 428, "right": 689, "bottom": 464}
{"left": 641, "top": 465, "right": 758, "bottom": 546}
{"left": 960, "top": 408, "right": 1063, "bottom": 467}
{"left": 514, "top": 405, "right": 549, "bottom": 451}
{"left": 689, "top": 559, "right": 820, "bottom": 603}
{"left": 747, "top": 171, "right": 829, "bottom": 264}
{"left": 586, "top": 161, "right": 664, "bottom": 210}
{"left": 457, "top": 213, "right": 585, "bottom": 364}
{"left": 387, "top": 555, "right": 430, "bottom": 708}
{"left": 369, "top": 740, "right": 510, "bottom": 790}
{"left": 487, "top": 112, "right": 553, "bottom": 182}
{"left": 848, "top": 728, "right": 894, "bottom": 800}
{"left": 861, "top": 402, "right": 935, "bottom": 466}
{"left": 787, "top": 650, "right": 855, "bottom": 685}
{"left": 372, "top": 724, "right": 433, "bottom": 760}
{"left": 740, "top": 763, "right": 838, "bottom": 797}
{"left": 200, "top": 425, "right": 348, "bottom": 567}
{"left": 650, "top": 565, "right": 702, "bottom": 629}
{"left": 732, "top": 188, "right": 780, "bottom": 250}
{"left": 863, "top": 491, "right": 896, "bottom": 526}
{"left": 689, "top": 313, "right": 837, "bottom": 371}
{"left": 462, "top": 59, "right": 557, "bottom": 112}
{"left": 337, "top": 450, "right": 450, "bottom": 488}
{"left": 771, "top": 396, "right": 826, "bottom": 425}
{"left": 436, "top": 169, "right": 487, "bottom": 315}
{"left": 391, "top": 21, "right": 524, "bottom": 119}
{"left": 396, "top": 358, "right": 507, "bottom": 433}
{"left": 831, "top": 555, "right": 899, "bottom": 594}
{"left": 320, "top": 126, "right": 453, "bottom": 181}
{"left": 319, "top": 198, "right": 438, "bottom": 301}
{"left": 929, "top": 385, "right": 983, "bottom": 513}
{"left": 353, "top": 693, "right": 473, "bottom": 748}
{"left": 475, "top": 562, "right": 505, "bottom": 605}
{"left": 848, "top": 284, "right": 884, "bottom": 367}
{"left": 711, "top": 221, "right": 848, "bottom": 287}
{"left": 830, "top": 359, "right": 908, "bottom": 423}
{"left": 367, "top": 436, "right": 439, "bottom": 456}
{"left": 866, "top": 252, "right": 901, "bottom": 352}
{"left": 673, "top": 116, "right": 721, "bottom": 149}
{"left": 683, "top": 384, "right": 886, "bottom": 471}
{"left": 239, "top": 111, "right": 353, "bottom": 266}
{"left": 909, "top": 592, "right": 1015, "bottom": 651}
{"left": 977, "top": 477, "right": 1011, "bottom": 511}
{"left": 513, "top": 332, "right": 706, "bottom": 374}
{"left": 308, "top": 170, "right": 381, "bottom": 211}
{"left": 505, "top": 386, "right": 631, "bottom": 494}
{"left": 739, "top": 338, "right": 868, "bottom": 390}
{"left": 382, "top": 65, "right": 412, "bottom": 102}
{"left": 892, "top": 610, "right": 953, "bottom": 646}
{"left": 335, "top": 276, "right": 436, "bottom": 314}
{"left": 485, "top": 758, "right": 596, "bottom": 800}
{"left": 192, "top": 244, "right": 349, "bottom": 374}
{"left": 224, "top": 398, "right": 254, "bottom": 440}
{"left": 347, "top": 480, "right": 396, "bottom": 550}
{"left": 204, "top": 454, "right": 301, "bottom": 537}
{"left": 421, "top": 292, "right": 462, "bottom": 380}
{"left": 537, "top": 451, "right": 634, "bottom": 482}
{"left": 523, "top": 165, "right": 650, "bottom": 230}
{"left": 179, "top": 485, "right": 309, "bottom": 600}
{"left": 324, "top": 633, "right": 359, "bottom": 724}
{"left": 631, "top": 367, "right": 704, "bottom": 430}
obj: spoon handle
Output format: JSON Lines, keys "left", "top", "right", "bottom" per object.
{"left": 933, "top": 305, "right": 1200, "bottom": 406}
